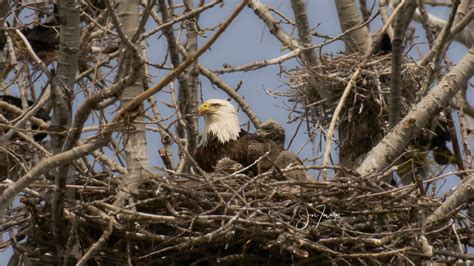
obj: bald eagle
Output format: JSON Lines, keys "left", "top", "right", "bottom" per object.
{"left": 195, "top": 99, "right": 306, "bottom": 180}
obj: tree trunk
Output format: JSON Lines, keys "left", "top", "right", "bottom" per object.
{"left": 115, "top": 0, "right": 150, "bottom": 205}
{"left": 335, "top": 0, "right": 372, "bottom": 53}
{"left": 50, "top": 0, "right": 80, "bottom": 262}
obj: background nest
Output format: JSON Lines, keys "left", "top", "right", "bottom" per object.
{"left": 285, "top": 53, "right": 429, "bottom": 164}
{"left": 286, "top": 53, "right": 427, "bottom": 130}
{"left": 1, "top": 168, "right": 471, "bottom": 265}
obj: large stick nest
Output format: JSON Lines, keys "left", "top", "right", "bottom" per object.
{"left": 285, "top": 53, "right": 427, "bottom": 130}
{"left": 1, "top": 159, "right": 471, "bottom": 265}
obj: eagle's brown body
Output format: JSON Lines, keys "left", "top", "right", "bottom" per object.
{"left": 195, "top": 130, "right": 282, "bottom": 173}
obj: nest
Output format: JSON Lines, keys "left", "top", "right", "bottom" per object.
{"left": 1, "top": 166, "right": 471, "bottom": 265}
{"left": 286, "top": 53, "right": 427, "bottom": 128}
{"left": 285, "top": 53, "right": 428, "bottom": 164}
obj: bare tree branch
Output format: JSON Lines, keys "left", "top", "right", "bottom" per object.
{"left": 357, "top": 48, "right": 474, "bottom": 177}
{"left": 413, "top": 4, "right": 473, "bottom": 47}
{"left": 290, "top": 0, "right": 319, "bottom": 66}
{"left": 389, "top": 0, "right": 416, "bottom": 128}
{"left": 183, "top": 0, "right": 199, "bottom": 166}
{"left": 247, "top": 0, "right": 300, "bottom": 50}
{"left": 426, "top": 175, "right": 474, "bottom": 224}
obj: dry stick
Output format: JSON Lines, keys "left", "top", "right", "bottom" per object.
{"left": 4, "top": 87, "right": 51, "bottom": 140}
{"left": 1, "top": 23, "right": 20, "bottom": 82}
{"left": 248, "top": 0, "right": 328, "bottom": 101}
{"left": 446, "top": 9, "right": 474, "bottom": 44}
{"left": 417, "top": 1, "right": 461, "bottom": 101}
{"left": 158, "top": 0, "right": 191, "bottom": 141}
{"left": 0, "top": 136, "right": 110, "bottom": 213}
{"left": 141, "top": 0, "right": 222, "bottom": 40}
{"left": 0, "top": 100, "right": 124, "bottom": 175}
{"left": 0, "top": 0, "right": 249, "bottom": 213}
{"left": 76, "top": 218, "right": 113, "bottom": 266}
{"left": 13, "top": 30, "right": 50, "bottom": 75}
{"left": 0, "top": 101, "right": 49, "bottom": 129}
{"left": 145, "top": 83, "right": 174, "bottom": 169}
{"left": 322, "top": 0, "right": 409, "bottom": 168}
{"left": 0, "top": 97, "right": 126, "bottom": 174}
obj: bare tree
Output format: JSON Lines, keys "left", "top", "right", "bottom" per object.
{"left": 0, "top": 0, "right": 473, "bottom": 264}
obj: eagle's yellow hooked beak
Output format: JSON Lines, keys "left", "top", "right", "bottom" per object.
{"left": 198, "top": 103, "right": 210, "bottom": 115}
{"left": 198, "top": 102, "right": 220, "bottom": 115}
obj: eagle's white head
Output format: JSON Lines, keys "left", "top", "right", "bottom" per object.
{"left": 198, "top": 99, "right": 240, "bottom": 144}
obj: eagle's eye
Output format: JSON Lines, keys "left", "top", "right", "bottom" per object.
{"left": 211, "top": 103, "right": 220, "bottom": 108}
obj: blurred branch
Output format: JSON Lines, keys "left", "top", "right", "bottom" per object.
{"left": 416, "top": 0, "right": 435, "bottom": 45}
{"left": 419, "top": 0, "right": 460, "bottom": 66}
{"left": 413, "top": 5, "right": 473, "bottom": 47}
{"left": 357, "top": 48, "right": 474, "bottom": 177}
{"left": 14, "top": 29, "right": 51, "bottom": 77}
{"left": 147, "top": 96, "right": 174, "bottom": 169}
{"left": 4, "top": 87, "right": 50, "bottom": 140}
{"left": 378, "top": 0, "right": 394, "bottom": 38}
{"left": 104, "top": 0, "right": 140, "bottom": 56}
